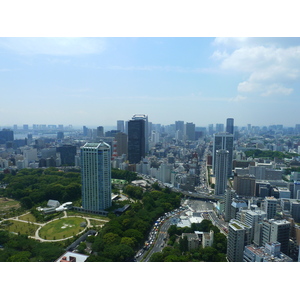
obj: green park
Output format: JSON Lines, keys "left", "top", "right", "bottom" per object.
{"left": 38, "top": 217, "right": 87, "bottom": 240}
{"left": 0, "top": 219, "right": 40, "bottom": 236}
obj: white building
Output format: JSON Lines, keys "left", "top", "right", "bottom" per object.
{"left": 202, "top": 230, "right": 214, "bottom": 248}
{"left": 214, "top": 149, "right": 229, "bottom": 195}
{"left": 212, "top": 132, "right": 234, "bottom": 176}
{"left": 22, "top": 147, "right": 38, "bottom": 162}
{"left": 81, "top": 142, "right": 112, "bottom": 212}
{"left": 278, "top": 188, "right": 291, "bottom": 199}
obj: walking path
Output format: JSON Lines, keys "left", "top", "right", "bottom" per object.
{"left": 0, "top": 210, "right": 109, "bottom": 242}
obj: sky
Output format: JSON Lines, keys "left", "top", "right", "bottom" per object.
{"left": 1, "top": 1, "right": 299, "bottom": 294}
{"left": 1, "top": 37, "right": 300, "bottom": 129}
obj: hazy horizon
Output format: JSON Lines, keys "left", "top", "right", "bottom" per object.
{"left": 1, "top": 37, "right": 300, "bottom": 128}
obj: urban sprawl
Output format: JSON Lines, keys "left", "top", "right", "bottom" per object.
{"left": 1, "top": 116, "right": 300, "bottom": 262}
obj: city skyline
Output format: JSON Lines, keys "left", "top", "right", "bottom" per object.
{"left": 1, "top": 37, "right": 300, "bottom": 127}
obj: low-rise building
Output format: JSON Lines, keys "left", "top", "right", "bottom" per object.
{"left": 243, "top": 242, "right": 293, "bottom": 262}
{"left": 56, "top": 251, "right": 89, "bottom": 262}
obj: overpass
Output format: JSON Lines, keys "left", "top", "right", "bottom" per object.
{"left": 181, "top": 191, "right": 223, "bottom": 202}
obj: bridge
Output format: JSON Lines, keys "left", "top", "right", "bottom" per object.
{"left": 181, "top": 191, "right": 223, "bottom": 202}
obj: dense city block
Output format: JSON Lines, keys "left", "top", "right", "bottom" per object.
{"left": 1, "top": 118, "right": 300, "bottom": 262}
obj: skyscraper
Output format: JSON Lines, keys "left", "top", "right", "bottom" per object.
{"left": 226, "top": 118, "right": 234, "bottom": 134}
{"left": 214, "top": 149, "right": 229, "bottom": 195}
{"left": 81, "top": 142, "right": 111, "bottom": 212}
{"left": 0, "top": 129, "right": 14, "bottom": 144}
{"left": 117, "top": 120, "right": 125, "bottom": 133}
{"left": 57, "top": 145, "right": 77, "bottom": 166}
{"left": 216, "top": 123, "right": 224, "bottom": 133}
{"left": 207, "top": 124, "right": 213, "bottom": 136}
{"left": 132, "top": 114, "right": 148, "bottom": 153}
{"left": 115, "top": 132, "right": 128, "bottom": 157}
{"left": 128, "top": 118, "right": 145, "bottom": 164}
{"left": 97, "top": 126, "right": 104, "bottom": 138}
{"left": 175, "top": 121, "right": 184, "bottom": 133}
{"left": 212, "top": 132, "right": 234, "bottom": 177}
{"left": 185, "top": 122, "right": 196, "bottom": 141}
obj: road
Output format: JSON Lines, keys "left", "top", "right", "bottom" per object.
{"left": 142, "top": 216, "right": 173, "bottom": 262}
{"left": 137, "top": 199, "right": 225, "bottom": 262}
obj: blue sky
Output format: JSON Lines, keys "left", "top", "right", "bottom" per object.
{"left": 1, "top": 37, "right": 300, "bottom": 128}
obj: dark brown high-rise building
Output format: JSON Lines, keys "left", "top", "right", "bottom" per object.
{"left": 115, "top": 132, "right": 128, "bottom": 157}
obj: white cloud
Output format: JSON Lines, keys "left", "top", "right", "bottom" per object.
{"left": 213, "top": 38, "right": 300, "bottom": 97}
{"left": 213, "top": 37, "right": 300, "bottom": 49}
{"left": 213, "top": 37, "right": 249, "bottom": 48}
{"left": 238, "top": 81, "right": 262, "bottom": 93}
{"left": 229, "top": 95, "right": 247, "bottom": 102}
{"left": 210, "top": 50, "right": 229, "bottom": 60}
{"left": 261, "top": 84, "right": 293, "bottom": 97}
{"left": 0, "top": 37, "right": 106, "bottom": 56}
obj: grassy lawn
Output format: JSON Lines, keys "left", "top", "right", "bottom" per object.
{"left": 0, "top": 198, "right": 20, "bottom": 211}
{"left": 1, "top": 220, "right": 39, "bottom": 236}
{"left": 18, "top": 213, "right": 39, "bottom": 223}
{"left": 39, "top": 217, "right": 87, "bottom": 240}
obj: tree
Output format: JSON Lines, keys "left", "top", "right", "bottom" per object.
{"left": 6, "top": 251, "right": 31, "bottom": 262}
{"left": 77, "top": 242, "right": 87, "bottom": 254}
{"left": 149, "top": 252, "right": 165, "bottom": 262}
{"left": 151, "top": 182, "right": 161, "bottom": 191}
{"left": 200, "top": 247, "right": 218, "bottom": 262}
{"left": 103, "top": 244, "right": 134, "bottom": 262}
{"left": 123, "top": 229, "right": 144, "bottom": 244}
{"left": 212, "top": 232, "right": 227, "bottom": 253}
{"left": 102, "top": 232, "right": 121, "bottom": 245}
{"left": 168, "top": 225, "right": 179, "bottom": 237}
{"left": 179, "top": 236, "right": 189, "bottom": 253}
{"left": 120, "top": 237, "right": 135, "bottom": 248}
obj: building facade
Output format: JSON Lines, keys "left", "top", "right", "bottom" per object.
{"left": 57, "top": 145, "right": 77, "bottom": 165}
{"left": 81, "top": 142, "right": 111, "bottom": 212}
{"left": 261, "top": 219, "right": 291, "bottom": 255}
{"left": 227, "top": 219, "right": 252, "bottom": 262}
{"left": 128, "top": 118, "right": 146, "bottom": 164}
{"left": 115, "top": 132, "right": 128, "bottom": 157}
{"left": 213, "top": 132, "right": 234, "bottom": 177}
{"left": 214, "top": 149, "right": 229, "bottom": 195}
{"left": 226, "top": 118, "right": 234, "bottom": 135}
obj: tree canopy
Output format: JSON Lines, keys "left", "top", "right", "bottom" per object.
{"left": 86, "top": 188, "right": 182, "bottom": 262}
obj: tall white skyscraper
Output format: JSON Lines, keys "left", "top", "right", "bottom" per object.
{"left": 214, "top": 149, "right": 229, "bottom": 196}
{"left": 213, "top": 132, "right": 234, "bottom": 177}
{"left": 81, "top": 142, "right": 111, "bottom": 212}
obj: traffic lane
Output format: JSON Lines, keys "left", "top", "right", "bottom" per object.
{"left": 144, "top": 221, "right": 170, "bottom": 261}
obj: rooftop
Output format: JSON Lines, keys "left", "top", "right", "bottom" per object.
{"left": 230, "top": 219, "right": 251, "bottom": 230}
{"left": 244, "top": 245, "right": 293, "bottom": 262}
{"left": 56, "top": 251, "right": 89, "bottom": 262}
{"left": 82, "top": 142, "right": 110, "bottom": 149}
